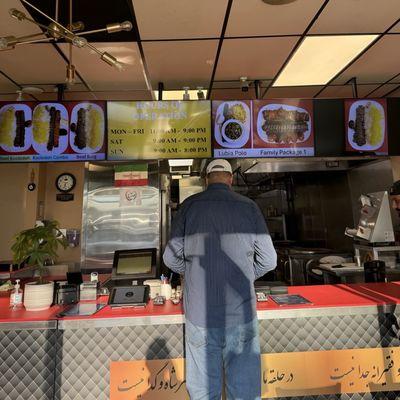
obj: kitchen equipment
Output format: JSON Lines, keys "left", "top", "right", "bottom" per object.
{"left": 80, "top": 282, "right": 98, "bottom": 301}
{"left": 54, "top": 281, "right": 79, "bottom": 305}
{"left": 346, "top": 191, "right": 394, "bottom": 244}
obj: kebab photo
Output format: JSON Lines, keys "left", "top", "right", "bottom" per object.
{"left": 260, "top": 106, "right": 309, "bottom": 144}
{"left": 348, "top": 101, "right": 384, "bottom": 149}
{"left": 32, "top": 105, "right": 68, "bottom": 151}
{"left": 0, "top": 106, "right": 32, "bottom": 149}
{"left": 70, "top": 104, "right": 104, "bottom": 151}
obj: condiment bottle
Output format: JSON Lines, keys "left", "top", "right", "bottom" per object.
{"left": 10, "top": 279, "right": 23, "bottom": 309}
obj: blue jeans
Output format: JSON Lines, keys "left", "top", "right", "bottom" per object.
{"left": 185, "top": 318, "right": 261, "bottom": 400}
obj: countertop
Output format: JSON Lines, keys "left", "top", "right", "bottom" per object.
{"left": 1, "top": 282, "right": 400, "bottom": 323}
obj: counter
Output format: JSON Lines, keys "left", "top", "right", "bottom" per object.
{"left": 1, "top": 283, "right": 400, "bottom": 399}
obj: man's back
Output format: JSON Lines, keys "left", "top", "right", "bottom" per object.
{"left": 164, "top": 183, "right": 276, "bottom": 328}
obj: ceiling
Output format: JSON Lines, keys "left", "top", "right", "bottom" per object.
{"left": 0, "top": 0, "right": 399, "bottom": 101}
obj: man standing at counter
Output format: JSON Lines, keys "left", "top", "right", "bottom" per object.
{"left": 163, "top": 159, "right": 277, "bottom": 400}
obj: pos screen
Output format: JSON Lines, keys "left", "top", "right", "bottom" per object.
{"left": 112, "top": 249, "right": 157, "bottom": 279}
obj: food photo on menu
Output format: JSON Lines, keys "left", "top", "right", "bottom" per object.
{"left": 253, "top": 99, "right": 315, "bottom": 157}
{"left": 0, "top": 103, "right": 33, "bottom": 153}
{"left": 345, "top": 99, "right": 388, "bottom": 155}
{"left": 0, "top": 101, "right": 106, "bottom": 161}
{"left": 213, "top": 100, "right": 252, "bottom": 158}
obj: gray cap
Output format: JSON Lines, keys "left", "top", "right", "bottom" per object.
{"left": 390, "top": 180, "right": 400, "bottom": 196}
{"left": 206, "top": 159, "right": 232, "bottom": 175}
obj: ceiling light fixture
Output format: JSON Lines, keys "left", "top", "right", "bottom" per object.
{"left": 1, "top": 0, "right": 132, "bottom": 76}
{"left": 273, "top": 35, "right": 378, "bottom": 87}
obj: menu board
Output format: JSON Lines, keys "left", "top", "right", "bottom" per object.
{"left": 345, "top": 99, "right": 388, "bottom": 155}
{"left": 107, "top": 101, "right": 211, "bottom": 160}
{"left": 213, "top": 99, "right": 315, "bottom": 158}
{"left": 0, "top": 101, "right": 106, "bottom": 162}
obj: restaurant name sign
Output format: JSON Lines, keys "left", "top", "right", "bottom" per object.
{"left": 107, "top": 101, "right": 212, "bottom": 160}
{"left": 110, "top": 347, "right": 400, "bottom": 399}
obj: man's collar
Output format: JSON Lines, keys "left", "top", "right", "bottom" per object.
{"left": 207, "top": 183, "right": 231, "bottom": 191}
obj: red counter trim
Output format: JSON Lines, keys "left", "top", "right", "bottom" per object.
{"left": 1, "top": 282, "right": 400, "bottom": 323}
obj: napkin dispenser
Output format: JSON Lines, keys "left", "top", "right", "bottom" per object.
{"left": 54, "top": 281, "right": 79, "bottom": 305}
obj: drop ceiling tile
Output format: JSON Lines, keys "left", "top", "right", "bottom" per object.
{"left": 0, "top": 44, "right": 67, "bottom": 84}
{"left": 0, "top": 94, "right": 19, "bottom": 101}
{"left": 34, "top": 92, "right": 58, "bottom": 101}
{"left": 333, "top": 35, "right": 400, "bottom": 84}
{"left": 213, "top": 80, "right": 271, "bottom": 89}
{"left": 0, "top": 73, "right": 19, "bottom": 92}
{"left": 368, "top": 83, "right": 400, "bottom": 97}
{"left": 264, "top": 86, "right": 323, "bottom": 99}
{"left": 91, "top": 91, "right": 153, "bottom": 100}
{"left": 63, "top": 91, "right": 97, "bottom": 101}
{"left": 0, "top": 0, "right": 42, "bottom": 37}
{"left": 216, "top": 37, "right": 298, "bottom": 81}
{"left": 310, "top": 0, "right": 400, "bottom": 34}
{"left": 390, "top": 22, "right": 400, "bottom": 33}
{"left": 210, "top": 89, "right": 255, "bottom": 100}
{"left": 357, "top": 84, "right": 380, "bottom": 97}
{"left": 316, "top": 85, "right": 354, "bottom": 98}
{"left": 385, "top": 86, "right": 400, "bottom": 97}
{"left": 143, "top": 40, "right": 217, "bottom": 89}
{"left": 134, "top": 0, "right": 228, "bottom": 39}
{"left": 226, "top": 0, "right": 324, "bottom": 37}
{"left": 59, "top": 42, "right": 148, "bottom": 91}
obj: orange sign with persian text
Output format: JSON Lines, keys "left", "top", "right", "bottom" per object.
{"left": 110, "top": 347, "right": 400, "bottom": 399}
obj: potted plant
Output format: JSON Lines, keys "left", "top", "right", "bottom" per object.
{"left": 11, "top": 220, "right": 68, "bottom": 311}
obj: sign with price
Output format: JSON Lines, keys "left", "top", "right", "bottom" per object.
{"left": 107, "top": 101, "right": 211, "bottom": 160}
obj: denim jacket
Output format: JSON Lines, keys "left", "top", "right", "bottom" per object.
{"left": 163, "top": 183, "right": 277, "bottom": 328}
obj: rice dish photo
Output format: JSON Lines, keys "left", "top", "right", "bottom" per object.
{"left": 348, "top": 101, "right": 384, "bottom": 149}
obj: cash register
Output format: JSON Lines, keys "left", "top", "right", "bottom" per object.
{"left": 101, "top": 248, "right": 157, "bottom": 291}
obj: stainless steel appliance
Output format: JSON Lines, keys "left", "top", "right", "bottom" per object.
{"left": 81, "top": 163, "right": 160, "bottom": 272}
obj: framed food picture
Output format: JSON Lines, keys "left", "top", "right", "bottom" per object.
{"left": 253, "top": 99, "right": 315, "bottom": 157}
{"left": 0, "top": 101, "right": 106, "bottom": 162}
{"left": 345, "top": 99, "right": 388, "bottom": 155}
{"left": 212, "top": 100, "right": 252, "bottom": 158}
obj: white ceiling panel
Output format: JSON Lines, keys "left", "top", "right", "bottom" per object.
{"left": 357, "top": 84, "right": 380, "bottom": 97}
{"left": 0, "top": 94, "right": 19, "bottom": 101}
{"left": 316, "top": 85, "right": 354, "bottom": 98}
{"left": 143, "top": 40, "right": 217, "bottom": 89}
{"left": 216, "top": 37, "right": 298, "bottom": 81}
{"left": 333, "top": 35, "right": 400, "bottom": 84}
{"left": 210, "top": 89, "right": 255, "bottom": 100}
{"left": 0, "top": 44, "right": 67, "bottom": 84}
{"left": 265, "top": 86, "right": 323, "bottom": 99}
{"left": 367, "top": 83, "right": 399, "bottom": 97}
{"left": 0, "top": 0, "right": 42, "bottom": 37}
{"left": 310, "top": 0, "right": 400, "bottom": 34}
{"left": 386, "top": 86, "right": 400, "bottom": 97}
{"left": 390, "top": 22, "right": 400, "bottom": 32}
{"left": 226, "top": 0, "right": 324, "bottom": 37}
{"left": 134, "top": 0, "right": 228, "bottom": 39}
{"left": 97, "top": 91, "right": 153, "bottom": 100}
{"left": 0, "top": 73, "right": 19, "bottom": 93}
{"left": 59, "top": 42, "right": 148, "bottom": 91}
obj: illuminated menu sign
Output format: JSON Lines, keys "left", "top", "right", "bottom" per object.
{"left": 345, "top": 99, "right": 388, "bottom": 155}
{"left": 213, "top": 99, "right": 315, "bottom": 158}
{"left": 0, "top": 101, "right": 106, "bottom": 162}
{"left": 107, "top": 101, "right": 211, "bottom": 160}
